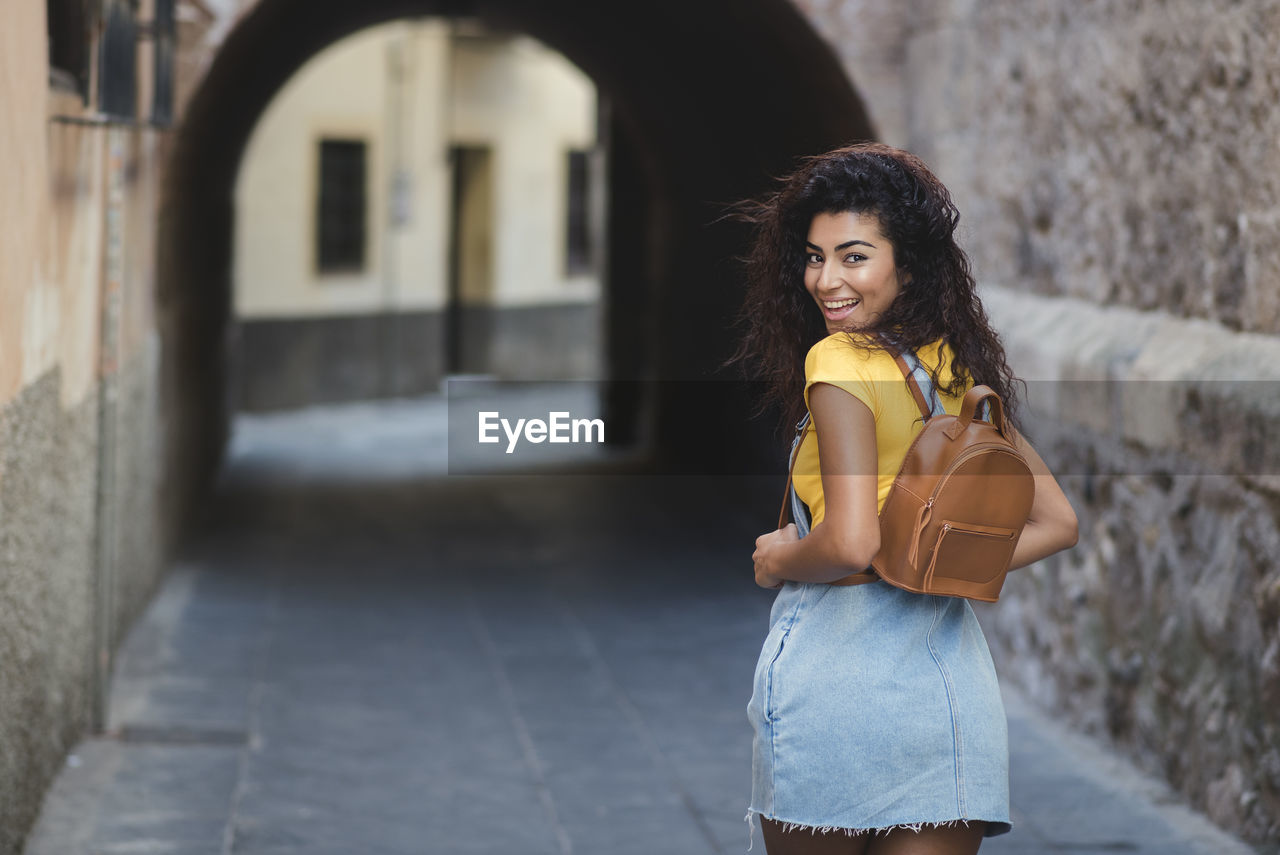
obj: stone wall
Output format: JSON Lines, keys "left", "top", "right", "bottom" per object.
{"left": 984, "top": 288, "right": 1280, "bottom": 845}
{"left": 932, "top": 1, "right": 1280, "bottom": 333}
{"left": 110, "top": 337, "right": 169, "bottom": 638}
{"left": 797, "top": 0, "right": 1280, "bottom": 333}
{"left": 0, "top": 372, "right": 98, "bottom": 854}
{"left": 0, "top": 349, "right": 168, "bottom": 855}
{"left": 793, "top": 0, "right": 1280, "bottom": 844}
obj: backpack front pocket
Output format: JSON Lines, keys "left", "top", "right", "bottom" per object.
{"left": 923, "top": 520, "right": 1019, "bottom": 591}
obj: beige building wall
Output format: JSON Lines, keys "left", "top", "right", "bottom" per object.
{"left": 234, "top": 21, "right": 598, "bottom": 318}
{"left": 0, "top": 4, "right": 104, "bottom": 410}
{"left": 232, "top": 20, "right": 601, "bottom": 401}
{"left": 2, "top": 0, "right": 177, "bottom": 414}
{"left": 449, "top": 31, "right": 600, "bottom": 308}
{"left": 235, "top": 22, "right": 448, "bottom": 316}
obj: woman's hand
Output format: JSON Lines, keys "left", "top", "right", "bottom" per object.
{"left": 754, "top": 524, "right": 799, "bottom": 588}
{"left": 750, "top": 383, "right": 881, "bottom": 588}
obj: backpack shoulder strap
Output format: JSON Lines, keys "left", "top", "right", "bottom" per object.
{"left": 891, "top": 350, "right": 937, "bottom": 420}
{"left": 777, "top": 413, "right": 810, "bottom": 531}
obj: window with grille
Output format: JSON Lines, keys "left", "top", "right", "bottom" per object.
{"left": 47, "top": 0, "right": 92, "bottom": 101}
{"left": 565, "top": 149, "right": 593, "bottom": 275}
{"left": 316, "top": 139, "right": 368, "bottom": 273}
{"left": 151, "top": 0, "right": 175, "bottom": 125}
{"left": 98, "top": 0, "right": 137, "bottom": 119}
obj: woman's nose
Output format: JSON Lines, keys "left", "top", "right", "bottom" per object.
{"left": 818, "top": 263, "right": 844, "bottom": 293}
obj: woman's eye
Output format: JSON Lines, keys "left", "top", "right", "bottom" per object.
{"left": 806, "top": 253, "right": 823, "bottom": 264}
{"left": 844, "top": 253, "right": 866, "bottom": 264}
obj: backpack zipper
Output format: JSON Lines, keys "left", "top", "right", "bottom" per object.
{"left": 930, "top": 443, "right": 1026, "bottom": 500}
{"left": 905, "top": 444, "right": 1026, "bottom": 568}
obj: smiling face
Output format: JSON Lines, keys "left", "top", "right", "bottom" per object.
{"left": 803, "top": 210, "right": 907, "bottom": 335}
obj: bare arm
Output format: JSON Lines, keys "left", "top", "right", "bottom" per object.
{"left": 753, "top": 386, "right": 1080, "bottom": 588}
{"left": 1007, "top": 427, "right": 1079, "bottom": 570}
{"left": 753, "top": 382, "right": 881, "bottom": 586}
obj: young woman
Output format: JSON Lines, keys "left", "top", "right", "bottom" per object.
{"left": 727, "top": 143, "right": 1079, "bottom": 855}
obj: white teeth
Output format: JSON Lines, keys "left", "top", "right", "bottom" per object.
{"left": 824, "top": 298, "right": 859, "bottom": 309}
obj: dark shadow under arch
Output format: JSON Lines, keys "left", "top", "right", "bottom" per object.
{"left": 156, "top": 0, "right": 874, "bottom": 534}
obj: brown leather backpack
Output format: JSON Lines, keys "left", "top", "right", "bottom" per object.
{"left": 778, "top": 350, "right": 1035, "bottom": 602}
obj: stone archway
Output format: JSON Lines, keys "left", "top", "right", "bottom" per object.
{"left": 157, "top": 0, "right": 873, "bottom": 519}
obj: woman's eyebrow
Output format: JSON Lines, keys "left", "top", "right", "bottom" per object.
{"left": 804, "top": 239, "right": 877, "bottom": 251}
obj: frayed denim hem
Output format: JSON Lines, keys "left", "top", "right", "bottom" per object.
{"left": 744, "top": 809, "right": 1004, "bottom": 852}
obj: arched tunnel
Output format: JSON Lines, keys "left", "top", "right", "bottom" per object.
{"left": 158, "top": 0, "right": 872, "bottom": 518}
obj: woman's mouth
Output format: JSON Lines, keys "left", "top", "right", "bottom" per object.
{"left": 821, "top": 297, "right": 860, "bottom": 320}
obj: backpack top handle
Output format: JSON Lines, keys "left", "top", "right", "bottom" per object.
{"left": 943, "top": 386, "right": 1011, "bottom": 441}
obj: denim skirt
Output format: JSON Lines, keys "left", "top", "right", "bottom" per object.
{"left": 745, "top": 578, "right": 1012, "bottom": 840}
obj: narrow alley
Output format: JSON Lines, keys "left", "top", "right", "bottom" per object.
{"left": 21, "top": 391, "right": 1260, "bottom": 855}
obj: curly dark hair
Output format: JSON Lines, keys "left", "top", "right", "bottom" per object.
{"left": 723, "top": 142, "right": 1026, "bottom": 439}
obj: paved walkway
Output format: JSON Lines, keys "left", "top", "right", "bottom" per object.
{"left": 22, "top": 393, "right": 1262, "bottom": 854}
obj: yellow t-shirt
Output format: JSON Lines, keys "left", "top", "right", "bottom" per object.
{"left": 794, "top": 333, "right": 974, "bottom": 526}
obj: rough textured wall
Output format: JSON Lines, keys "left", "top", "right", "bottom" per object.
{"left": 984, "top": 290, "right": 1280, "bottom": 845}
{"left": 0, "top": 350, "right": 167, "bottom": 855}
{"left": 793, "top": 0, "right": 1280, "bottom": 844}
{"left": 110, "top": 340, "right": 168, "bottom": 637}
{"left": 989, "top": 469, "right": 1280, "bottom": 841}
{"left": 798, "top": 0, "right": 1280, "bottom": 332}
{"left": 931, "top": 1, "right": 1280, "bottom": 334}
{"left": 0, "top": 373, "right": 98, "bottom": 854}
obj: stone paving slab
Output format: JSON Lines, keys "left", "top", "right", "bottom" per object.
{"left": 20, "top": 397, "right": 1267, "bottom": 855}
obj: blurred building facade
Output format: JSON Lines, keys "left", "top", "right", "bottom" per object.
{"left": 233, "top": 20, "right": 602, "bottom": 410}
{"left": 1, "top": 0, "right": 1277, "bottom": 851}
